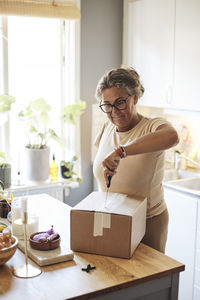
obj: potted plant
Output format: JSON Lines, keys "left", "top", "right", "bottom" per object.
{"left": 60, "top": 155, "right": 83, "bottom": 183}
{"left": 60, "top": 101, "right": 86, "bottom": 182}
{"left": 0, "top": 152, "right": 11, "bottom": 189}
{"left": 18, "top": 98, "right": 62, "bottom": 182}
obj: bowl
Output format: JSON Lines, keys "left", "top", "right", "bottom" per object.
{"left": 0, "top": 235, "right": 18, "bottom": 266}
{"left": 0, "top": 222, "right": 7, "bottom": 233}
{"left": 29, "top": 232, "right": 61, "bottom": 251}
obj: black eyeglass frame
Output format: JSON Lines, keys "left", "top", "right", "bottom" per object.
{"left": 99, "top": 95, "right": 131, "bottom": 113}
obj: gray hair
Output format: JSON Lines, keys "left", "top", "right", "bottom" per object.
{"left": 95, "top": 67, "right": 145, "bottom": 101}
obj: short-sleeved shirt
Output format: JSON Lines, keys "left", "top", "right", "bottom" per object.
{"left": 93, "top": 116, "right": 170, "bottom": 218}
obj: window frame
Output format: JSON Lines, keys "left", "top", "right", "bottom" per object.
{"left": 0, "top": 14, "right": 81, "bottom": 182}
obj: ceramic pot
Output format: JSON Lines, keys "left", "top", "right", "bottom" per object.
{"left": 25, "top": 147, "right": 50, "bottom": 182}
{"left": 60, "top": 164, "right": 70, "bottom": 179}
{"left": 0, "top": 165, "right": 11, "bottom": 188}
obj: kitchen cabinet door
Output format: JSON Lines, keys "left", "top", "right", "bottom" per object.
{"left": 124, "top": 0, "right": 175, "bottom": 108}
{"left": 164, "top": 187, "right": 198, "bottom": 300}
{"left": 173, "top": 0, "right": 200, "bottom": 111}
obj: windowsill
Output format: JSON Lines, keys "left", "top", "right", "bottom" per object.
{"left": 6, "top": 178, "right": 79, "bottom": 192}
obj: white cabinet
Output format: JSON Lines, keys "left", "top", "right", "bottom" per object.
{"left": 194, "top": 203, "right": 200, "bottom": 300}
{"left": 164, "top": 186, "right": 198, "bottom": 300}
{"left": 173, "top": 0, "right": 200, "bottom": 111}
{"left": 124, "top": 0, "right": 200, "bottom": 111}
{"left": 124, "top": 0, "right": 174, "bottom": 108}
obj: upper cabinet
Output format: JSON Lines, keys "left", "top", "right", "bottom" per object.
{"left": 123, "top": 0, "right": 200, "bottom": 111}
{"left": 173, "top": 0, "right": 200, "bottom": 111}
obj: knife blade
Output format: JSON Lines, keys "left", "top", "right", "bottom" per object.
{"left": 105, "top": 175, "right": 112, "bottom": 208}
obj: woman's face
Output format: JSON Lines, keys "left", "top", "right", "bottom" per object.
{"left": 101, "top": 87, "right": 138, "bottom": 132}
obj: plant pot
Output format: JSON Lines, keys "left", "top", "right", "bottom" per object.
{"left": 60, "top": 163, "right": 71, "bottom": 179}
{"left": 25, "top": 147, "right": 50, "bottom": 182}
{"left": 0, "top": 165, "right": 11, "bottom": 188}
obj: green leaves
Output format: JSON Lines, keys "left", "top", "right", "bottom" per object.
{"left": 48, "top": 128, "right": 62, "bottom": 145}
{"left": 61, "top": 101, "right": 86, "bottom": 125}
{"left": 18, "top": 98, "right": 61, "bottom": 149}
{"left": 19, "top": 98, "right": 50, "bottom": 124}
{"left": 0, "top": 94, "right": 16, "bottom": 112}
{"left": 72, "top": 155, "right": 78, "bottom": 162}
{"left": 0, "top": 151, "right": 9, "bottom": 168}
{"left": 29, "top": 98, "right": 51, "bottom": 113}
{"left": 0, "top": 152, "right": 6, "bottom": 159}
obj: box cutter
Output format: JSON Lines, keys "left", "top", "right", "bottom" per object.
{"left": 105, "top": 175, "right": 112, "bottom": 207}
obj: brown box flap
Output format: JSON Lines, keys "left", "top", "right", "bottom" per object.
{"left": 72, "top": 191, "right": 145, "bottom": 217}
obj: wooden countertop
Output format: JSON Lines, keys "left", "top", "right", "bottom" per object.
{"left": 0, "top": 194, "right": 185, "bottom": 300}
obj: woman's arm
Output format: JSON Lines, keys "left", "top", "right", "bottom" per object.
{"left": 124, "top": 124, "right": 179, "bottom": 156}
{"left": 102, "top": 124, "right": 179, "bottom": 185}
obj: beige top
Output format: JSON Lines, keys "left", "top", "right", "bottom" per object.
{"left": 93, "top": 116, "right": 170, "bottom": 218}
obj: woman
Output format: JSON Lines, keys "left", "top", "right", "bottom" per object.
{"left": 93, "top": 67, "right": 179, "bottom": 253}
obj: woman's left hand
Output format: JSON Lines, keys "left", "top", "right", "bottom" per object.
{"left": 102, "top": 150, "right": 121, "bottom": 186}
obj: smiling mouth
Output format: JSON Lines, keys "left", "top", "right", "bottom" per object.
{"left": 111, "top": 114, "right": 124, "bottom": 122}
{"left": 112, "top": 116, "right": 122, "bottom": 121}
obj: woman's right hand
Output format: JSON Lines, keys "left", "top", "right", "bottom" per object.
{"left": 102, "top": 150, "right": 121, "bottom": 186}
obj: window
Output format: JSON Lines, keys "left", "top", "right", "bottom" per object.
{"left": 0, "top": 15, "right": 79, "bottom": 183}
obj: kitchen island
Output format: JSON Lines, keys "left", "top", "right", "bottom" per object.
{"left": 0, "top": 194, "right": 184, "bottom": 300}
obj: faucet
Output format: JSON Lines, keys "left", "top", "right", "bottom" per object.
{"left": 174, "top": 150, "right": 200, "bottom": 170}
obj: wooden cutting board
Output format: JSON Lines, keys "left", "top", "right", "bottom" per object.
{"left": 18, "top": 239, "right": 74, "bottom": 266}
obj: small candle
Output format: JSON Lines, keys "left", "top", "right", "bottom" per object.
{"left": 21, "top": 197, "right": 28, "bottom": 213}
{"left": 12, "top": 215, "right": 39, "bottom": 240}
{"left": 11, "top": 198, "right": 21, "bottom": 224}
{"left": 21, "top": 197, "right": 28, "bottom": 224}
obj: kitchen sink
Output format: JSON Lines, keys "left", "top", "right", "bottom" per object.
{"left": 163, "top": 168, "right": 200, "bottom": 182}
{"left": 167, "top": 177, "right": 200, "bottom": 190}
{"left": 164, "top": 177, "right": 200, "bottom": 196}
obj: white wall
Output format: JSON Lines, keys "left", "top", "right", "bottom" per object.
{"left": 66, "top": 0, "right": 123, "bottom": 206}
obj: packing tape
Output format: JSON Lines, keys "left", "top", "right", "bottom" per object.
{"left": 93, "top": 212, "right": 111, "bottom": 236}
{"left": 103, "top": 212, "right": 111, "bottom": 228}
{"left": 93, "top": 212, "right": 103, "bottom": 236}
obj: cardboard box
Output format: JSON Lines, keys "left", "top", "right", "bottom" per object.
{"left": 70, "top": 192, "right": 147, "bottom": 258}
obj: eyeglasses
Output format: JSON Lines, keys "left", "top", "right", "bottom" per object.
{"left": 99, "top": 96, "right": 130, "bottom": 113}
